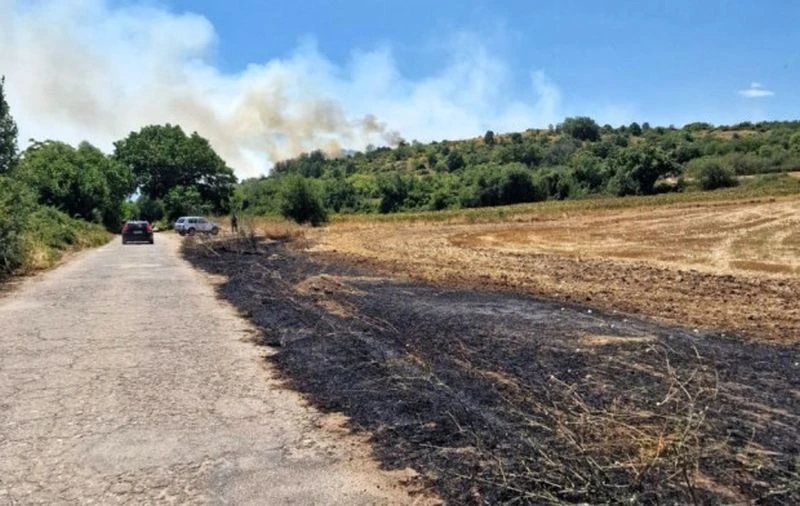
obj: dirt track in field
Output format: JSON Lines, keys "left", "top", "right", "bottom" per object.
{"left": 308, "top": 196, "right": 800, "bottom": 343}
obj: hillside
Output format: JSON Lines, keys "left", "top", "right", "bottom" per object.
{"left": 237, "top": 118, "right": 800, "bottom": 219}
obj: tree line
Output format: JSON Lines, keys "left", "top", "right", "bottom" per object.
{"left": 0, "top": 76, "right": 237, "bottom": 277}
{"left": 239, "top": 116, "right": 800, "bottom": 223}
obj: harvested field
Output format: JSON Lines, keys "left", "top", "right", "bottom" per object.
{"left": 308, "top": 195, "right": 800, "bottom": 343}
{"left": 183, "top": 236, "right": 799, "bottom": 505}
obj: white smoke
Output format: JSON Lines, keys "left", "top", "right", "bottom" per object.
{"left": 0, "top": 0, "right": 566, "bottom": 178}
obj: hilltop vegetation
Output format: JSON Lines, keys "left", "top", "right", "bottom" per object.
{"left": 238, "top": 117, "right": 800, "bottom": 222}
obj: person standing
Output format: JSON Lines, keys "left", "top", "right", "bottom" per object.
{"left": 231, "top": 211, "right": 239, "bottom": 233}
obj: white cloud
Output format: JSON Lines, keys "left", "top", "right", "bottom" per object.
{"left": 0, "top": 1, "right": 584, "bottom": 178}
{"left": 739, "top": 82, "right": 775, "bottom": 98}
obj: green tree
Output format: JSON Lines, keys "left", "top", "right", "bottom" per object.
{"left": 14, "top": 140, "right": 134, "bottom": 229}
{"left": 0, "top": 76, "right": 19, "bottom": 175}
{"left": 377, "top": 173, "right": 412, "bottom": 213}
{"left": 560, "top": 117, "right": 601, "bottom": 142}
{"left": 163, "top": 186, "right": 210, "bottom": 222}
{"left": 279, "top": 175, "right": 328, "bottom": 226}
{"left": 483, "top": 130, "right": 496, "bottom": 146}
{"left": 113, "top": 124, "right": 237, "bottom": 213}
{"left": 608, "top": 145, "right": 676, "bottom": 196}
{"left": 323, "top": 177, "right": 359, "bottom": 213}
{"left": 0, "top": 177, "right": 34, "bottom": 276}
{"left": 629, "top": 122, "right": 643, "bottom": 136}
{"left": 135, "top": 195, "right": 166, "bottom": 223}
{"left": 446, "top": 150, "right": 465, "bottom": 171}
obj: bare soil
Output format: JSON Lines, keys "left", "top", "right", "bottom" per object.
{"left": 183, "top": 235, "right": 800, "bottom": 505}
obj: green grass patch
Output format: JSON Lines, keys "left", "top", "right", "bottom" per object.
{"left": 22, "top": 207, "right": 111, "bottom": 270}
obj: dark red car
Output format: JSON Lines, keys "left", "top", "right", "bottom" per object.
{"left": 121, "top": 221, "right": 154, "bottom": 245}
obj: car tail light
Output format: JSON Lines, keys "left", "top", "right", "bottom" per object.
{"left": 122, "top": 224, "right": 128, "bottom": 234}
{"left": 146, "top": 223, "right": 153, "bottom": 233}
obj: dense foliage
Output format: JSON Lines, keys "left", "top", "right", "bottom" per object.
{"left": 13, "top": 140, "right": 135, "bottom": 230}
{"left": 113, "top": 124, "right": 238, "bottom": 222}
{"left": 0, "top": 76, "right": 18, "bottom": 175}
{"left": 0, "top": 175, "right": 109, "bottom": 278}
{"left": 239, "top": 117, "right": 800, "bottom": 218}
{"left": 278, "top": 175, "right": 328, "bottom": 226}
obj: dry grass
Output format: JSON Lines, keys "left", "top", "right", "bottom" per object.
{"left": 307, "top": 194, "right": 800, "bottom": 343}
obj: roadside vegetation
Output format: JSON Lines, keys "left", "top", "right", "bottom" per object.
{"left": 0, "top": 76, "right": 236, "bottom": 279}
{"left": 237, "top": 117, "right": 800, "bottom": 223}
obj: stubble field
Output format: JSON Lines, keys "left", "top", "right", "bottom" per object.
{"left": 308, "top": 195, "right": 800, "bottom": 343}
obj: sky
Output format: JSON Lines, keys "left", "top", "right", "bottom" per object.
{"left": 1, "top": 0, "right": 798, "bottom": 178}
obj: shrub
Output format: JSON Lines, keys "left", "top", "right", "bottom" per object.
{"left": 560, "top": 116, "right": 601, "bottom": 142}
{"left": 0, "top": 177, "right": 33, "bottom": 277}
{"left": 279, "top": 175, "right": 328, "bottom": 226}
{"left": 696, "top": 161, "right": 738, "bottom": 191}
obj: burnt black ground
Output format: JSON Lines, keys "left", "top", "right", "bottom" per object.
{"left": 183, "top": 237, "right": 799, "bottom": 505}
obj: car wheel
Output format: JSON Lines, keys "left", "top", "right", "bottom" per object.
{"left": 149, "top": 239, "right": 154, "bottom": 245}
{"left": 188, "top": 228, "right": 196, "bottom": 236}
{"left": 211, "top": 227, "right": 219, "bottom": 236}
{"left": 122, "top": 238, "right": 127, "bottom": 245}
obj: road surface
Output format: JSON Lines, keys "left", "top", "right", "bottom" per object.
{"left": 0, "top": 235, "right": 423, "bottom": 505}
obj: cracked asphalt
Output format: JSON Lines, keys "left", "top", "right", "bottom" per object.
{"left": 0, "top": 234, "right": 423, "bottom": 505}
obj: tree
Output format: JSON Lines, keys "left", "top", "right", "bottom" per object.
{"left": 323, "top": 177, "right": 359, "bottom": 213}
{"left": 483, "top": 130, "right": 496, "bottom": 146}
{"left": 0, "top": 177, "right": 34, "bottom": 277}
{"left": 446, "top": 150, "right": 465, "bottom": 171}
{"left": 608, "top": 145, "right": 676, "bottom": 196}
{"left": 279, "top": 175, "right": 328, "bottom": 226}
{"left": 629, "top": 122, "right": 643, "bottom": 136}
{"left": 14, "top": 140, "right": 134, "bottom": 229}
{"left": 0, "top": 76, "right": 19, "bottom": 175}
{"left": 113, "top": 124, "right": 237, "bottom": 214}
{"left": 560, "top": 117, "right": 601, "bottom": 142}
{"left": 135, "top": 195, "right": 165, "bottom": 223}
{"left": 163, "top": 186, "right": 210, "bottom": 222}
{"left": 377, "top": 173, "right": 412, "bottom": 213}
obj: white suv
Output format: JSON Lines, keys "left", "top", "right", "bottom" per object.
{"left": 174, "top": 216, "right": 220, "bottom": 236}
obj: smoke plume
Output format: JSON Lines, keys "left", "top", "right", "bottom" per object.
{"left": 0, "top": 0, "right": 565, "bottom": 178}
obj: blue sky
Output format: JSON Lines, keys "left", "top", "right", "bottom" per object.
{"left": 163, "top": 0, "right": 799, "bottom": 127}
{"left": 2, "top": 0, "right": 798, "bottom": 176}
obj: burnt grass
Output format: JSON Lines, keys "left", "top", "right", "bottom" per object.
{"left": 183, "top": 236, "right": 799, "bottom": 505}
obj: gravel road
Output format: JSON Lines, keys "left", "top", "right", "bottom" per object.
{"left": 0, "top": 234, "right": 424, "bottom": 505}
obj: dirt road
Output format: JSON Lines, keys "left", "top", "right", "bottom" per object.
{"left": 0, "top": 235, "right": 425, "bottom": 505}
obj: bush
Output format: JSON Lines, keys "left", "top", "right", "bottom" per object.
{"left": 560, "top": 117, "right": 601, "bottom": 142}
{"left": 0, "top": 177, "right": 33, "bottom": 277}
{"left": 377, "top": 173, "right": 413, "bottom": 213}
{"left": 696, "top": 161, "right": 738, "bottom": 191}
{"left": 0, "top": 179, "right": 110, "bottom": 278}
{"left": 279, "top": 175, "right": 328, "bottom": 226}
